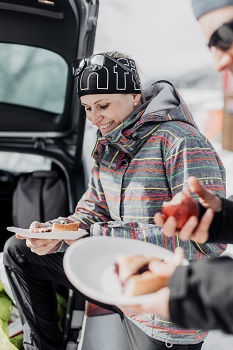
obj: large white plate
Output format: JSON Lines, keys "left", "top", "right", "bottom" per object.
{"left": 63, "top": 236, "right": 188, "bottom": 305}
{"left": 7, "top": 226, "right": 88, "bottom": 240}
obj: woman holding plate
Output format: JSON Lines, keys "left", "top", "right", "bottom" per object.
{"left": 4, "top": 52, "right": 226, "bottom": 350}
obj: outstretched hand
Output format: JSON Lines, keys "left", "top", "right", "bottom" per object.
{"left": 154, "top": 176, "right": 222, "bottom": 243}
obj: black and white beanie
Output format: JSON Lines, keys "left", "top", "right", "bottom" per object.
{"left": 192, "top": 0, "right": 233, "bottom": 19}
{"left": 76, "top": 55, "right": 141, "bottom": 97}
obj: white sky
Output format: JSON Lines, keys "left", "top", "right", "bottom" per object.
{"left": 94, "top": 0, "right": 214, "bottom": 84}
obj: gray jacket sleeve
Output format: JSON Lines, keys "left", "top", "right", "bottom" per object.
{"left": 169, "top": 256, "right": 233, "bottom": 333}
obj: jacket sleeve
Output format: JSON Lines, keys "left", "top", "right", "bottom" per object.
{"left": 164, "top": 134, "right": 227, "bottom": 258}
{"left": 207, "top": 197, "right": 233, "bottom": 244}
{"left": 169, "top": 257, "right": 233, "bottom": 333}
{"left": 90, "top": 220, "right": 227, "bottom": 261}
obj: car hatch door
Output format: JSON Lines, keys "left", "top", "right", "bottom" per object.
{"left": 0, "top": 0, "right": 99, "bottom": 165}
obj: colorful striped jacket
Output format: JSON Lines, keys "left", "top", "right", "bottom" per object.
{"left": 56, "top": 81, "right": 227, "bottom": 344}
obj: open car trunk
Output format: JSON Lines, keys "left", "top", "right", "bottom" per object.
{"left": 0, "top": 0, "right": 99, "bottom": 250}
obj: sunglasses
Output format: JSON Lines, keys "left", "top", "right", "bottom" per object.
{"left": 72, "top": 54, "right": 139, "bottom": 82}
{"left": 208, "top": 20, "right": 233, "bottom": 51}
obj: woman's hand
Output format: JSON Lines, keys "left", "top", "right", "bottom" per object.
{"left": 16, "top": 221, "right": 61, "bottom": 255}
{"left": 24, "top": 237, "right": 61, "bottom": 255}
{"left": 15, "top": 220, "right": 46, "bottom": 240}
{"left": 15, "top": 220, "right": 45, "bottom": 240}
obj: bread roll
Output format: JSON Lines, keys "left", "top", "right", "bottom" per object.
{"left": 116, "top": 255, "right": 160, "bottom": 283}
{"left": 52, "top": 222, "right": 80, "bottom": 232}
{"left": 115, "top": 249, "right": 184, "bottom": 296}
{"left": 124, "top": 271, "right": 168, "bottom": 296}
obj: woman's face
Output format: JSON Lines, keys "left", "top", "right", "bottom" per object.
{"left": 81, "top": 93, "right": 141, "bottom": 136}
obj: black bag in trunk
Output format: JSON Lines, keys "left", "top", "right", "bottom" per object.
{"left": 12, "top": 170, "right": 69, "bottom": 229}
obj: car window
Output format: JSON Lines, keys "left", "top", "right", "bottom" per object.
{"left": 0, "top": 43, "right": 68, "bottom": 114}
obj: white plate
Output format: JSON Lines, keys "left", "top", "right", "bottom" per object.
{"left": 7, "top": 226, "right": 89, "bottom": 240}
{"left": 63, "top": 236, "right": 188, "bottom": 305}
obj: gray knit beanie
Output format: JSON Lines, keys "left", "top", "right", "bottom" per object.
{"left": 192, "top": 0, "right": 233, "bottom": 19}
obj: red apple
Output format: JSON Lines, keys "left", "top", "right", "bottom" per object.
{"left": 161, "top": 192, "right": 199, "bottom": 229}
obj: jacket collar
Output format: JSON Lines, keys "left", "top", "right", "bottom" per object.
{"left": 91, "top": 108, "right": 162, "bottom": 162}
{"left": 91, "top": 81, "right": 198, "bottom": 163}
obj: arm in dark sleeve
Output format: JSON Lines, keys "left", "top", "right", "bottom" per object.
{"left": 217, "top": 198, "right": 233, "bottom": 243}
{"left": 204, "top": 197, "right": 233, "bottom": 244}
{"left": 169, "top": 256, "right": 233, "bottom": 333}
{"left": 196, "top": 198, "right": 233, "bottom": 244}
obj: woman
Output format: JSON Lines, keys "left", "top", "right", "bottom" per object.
{"left": 4, "top": 52, "right": 226, "bottom": 350}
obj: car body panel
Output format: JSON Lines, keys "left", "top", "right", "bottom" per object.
{"left": 0, "top": 0, "right": 99, "bottom": 138}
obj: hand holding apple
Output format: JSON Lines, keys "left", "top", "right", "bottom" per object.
{"left": 161, "top": 192, "right": 199, "bottom": 230}
{"left": 155, "top": 176, "right": 220, "bottom": 243}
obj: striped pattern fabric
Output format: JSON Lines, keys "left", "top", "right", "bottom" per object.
{"left": 54, "top": 82, "right": 226, "bottom": 344}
